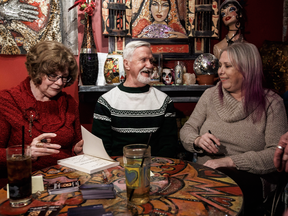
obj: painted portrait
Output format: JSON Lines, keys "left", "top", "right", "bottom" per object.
{"left": 0, "top": 0, "right": 78, "bottom": 55}
{"left": 131, "top": 0, "right": 187, "bottom": 38}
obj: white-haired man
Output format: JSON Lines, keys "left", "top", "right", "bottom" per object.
{"left": 92, "top": 41, "right": 178, "bottom": 157}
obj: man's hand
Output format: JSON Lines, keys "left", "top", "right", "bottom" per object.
{"left": 274, "top": 132, "right": 288, "bottom": 172}
{"left": 167, "top": 31, "right": 188, "bottom": 38}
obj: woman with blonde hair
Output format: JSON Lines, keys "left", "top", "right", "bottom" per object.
{"left": 180, "top": 42, "right": 287, "bottom": 215}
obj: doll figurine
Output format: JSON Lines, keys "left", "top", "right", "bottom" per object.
{"left": 162, "top": 67, "right": 174, "bottom": 85}
{"left": 213, "top": 0, "right": 246, "bottom": 59}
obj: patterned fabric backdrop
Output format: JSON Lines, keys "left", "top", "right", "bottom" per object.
{"left": 0, "top": 0, "right": 78, "bottom": 55}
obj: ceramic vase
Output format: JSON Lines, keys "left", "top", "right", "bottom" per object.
{"left": 104, "top": 53, "right": 125, "bottom": 84}
{"left": 79, "top": 15, "right": 98, "bottom": 85}
{"left": 174, "top": 61, "right": 183, "bottom": 85}
{"left": 196, "top": 74, "right": 218, "bottom": 85}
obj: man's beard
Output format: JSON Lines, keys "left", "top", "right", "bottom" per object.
{"left": 137, "top": 67, "right": 151, "bottom": 84}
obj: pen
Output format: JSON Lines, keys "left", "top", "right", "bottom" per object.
{"left": 41, "top": 138, "right": 47, "bottom": 143}
{"left": 208, "top": 130, "right": 219, "bottom": 149}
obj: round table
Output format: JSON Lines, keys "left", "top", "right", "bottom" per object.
{"left": 0, "top": 157, "right": 243, "bottom": 216}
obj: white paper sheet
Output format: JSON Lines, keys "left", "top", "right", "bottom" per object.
{"left": 81, "top": 126, "right": 112, "bottom": 161}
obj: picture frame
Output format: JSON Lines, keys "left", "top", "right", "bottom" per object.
{"left": 102, "top": 0, "right": 220, "bottom": 58}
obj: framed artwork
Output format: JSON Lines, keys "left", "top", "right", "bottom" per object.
{"left": 0, "top": 0, "right": 78, "bottom": 55}
{"left": 102, "top": 0, "right": 220, "bottom": 58}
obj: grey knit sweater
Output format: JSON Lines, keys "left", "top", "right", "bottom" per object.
{"left": 180, "top": 83, "right": 288, "bottom": 175}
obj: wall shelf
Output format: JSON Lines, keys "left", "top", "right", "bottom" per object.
{"left": 78, "top": 84, "right": 213, "bottom": 103}
{"left": 78, "top": 84, "right": 213, "bottom": 125}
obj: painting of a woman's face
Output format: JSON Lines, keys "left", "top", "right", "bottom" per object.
{"left": 150, "top": 0, "right": 170, "bottom": 23}
{"left": 220, "top": 3, "right": 238, "bottom": 26}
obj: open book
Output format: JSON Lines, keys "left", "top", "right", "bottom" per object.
{"left": 57, "top": 126, "right": 119, "bottom": 174}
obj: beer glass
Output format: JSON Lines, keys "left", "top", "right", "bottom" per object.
{"left": 123, "top": 144, "right": 151, "bottom": 205}
{"left": 6, "top": 145, "right": 32, "bottom": 207}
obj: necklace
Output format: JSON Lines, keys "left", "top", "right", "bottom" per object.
{"left": 24, "top": 108, "right": 39, "bottom": 137}
{"left": 226, "top": 34, "right": 237, "bottom": 46}
{"left": 225, "top": 30, "right": 242, "bottom": 46}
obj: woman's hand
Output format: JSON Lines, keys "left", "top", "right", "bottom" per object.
{"left": 194, "top": 133, "right": 220, "bottom": 154}
{"left": 137, "top": 32, "right": 147, "bottom": 38}
{"left": 30, "top": 133, "right": 61, "bottom": 160}
{"left": 203, "top": 157, "right": 235, "bottom": 169}
{"left": 168, "top": 31, "right": 188, "bottom": 38}
{"left": 137, "top": 31, "right": 188, "bottom": 39}
{"left": 74, "top": 140, "right": 84, "bottom": 155}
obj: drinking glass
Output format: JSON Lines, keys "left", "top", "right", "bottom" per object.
{"left": 123, "top": 144, "right": 151, "bottom": 205}
{"left": 6, "top": 145, "right": 32, "bottom": 207}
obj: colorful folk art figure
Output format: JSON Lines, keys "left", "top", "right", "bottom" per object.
{"left": 132, "top": 0, "right": 187, "bottom": 38}
{"left": 150, "top": 66, "right": 161, "bottom": 82}
{"left": 162, "top": 67, "right": 174, "bottom": 85}
{"left": 213, "top": 0, "right": 246, "bottom": 59}
{"left": 174, "top": 61, "right": 183, "bottom": 84}
{"left": 104, "top": 57, "right": 120, "bottom": 84}
{"left": 104, "top": 53, "right": 125, "bottom": 84}
{"left": 211, "top": 0, "right": 219, "bottom": 37}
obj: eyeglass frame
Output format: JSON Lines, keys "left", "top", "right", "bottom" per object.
{"left": 46, "top": 74, "right": 72, "bottom": 85}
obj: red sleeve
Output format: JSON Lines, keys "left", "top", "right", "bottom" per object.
{"left": 132, "top": 18, "right": 150, "bottom": 37}
{"left": 170, "top": 23, "right": 186, "bottom": 34}
{"left": 33, "top": 95, "right": 82, "bottom": 170}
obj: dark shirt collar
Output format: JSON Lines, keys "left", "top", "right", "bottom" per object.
{"left": 118, "top": 82, "right": 150, "bottom": 93}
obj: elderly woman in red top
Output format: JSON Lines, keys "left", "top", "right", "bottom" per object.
{"left": 0, "top": 41, "right": 83, "bottom": 186}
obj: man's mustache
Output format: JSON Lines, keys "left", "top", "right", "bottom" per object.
{"left": 140, "top": 67, "right": 152, "bottom": 74}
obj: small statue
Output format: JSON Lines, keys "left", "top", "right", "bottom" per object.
{"left": 174, "top": 61, "right": 183, "bottom": 85}
{"left": 151, "top": 66, "right": 160, "bottom": 81}
{"left": 213, "top": 0, "right": 246, "bottom": 59}
{"left": 183, "top": 73, "right": 196, "bottom": 85}
{"left": 162, "top": 67, "right": 174, "bottom": 85}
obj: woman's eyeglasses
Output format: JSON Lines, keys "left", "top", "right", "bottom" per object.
{"left": 47, "top": 74, "right": 72, "bottom": 84}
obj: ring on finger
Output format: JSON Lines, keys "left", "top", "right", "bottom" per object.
{"left": 36, "top": 142, "right": 44, "bottom": 148}
{"left": 277, "top": 145, "right": 284, "bottom": 150}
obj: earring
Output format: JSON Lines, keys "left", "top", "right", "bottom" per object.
{"left": 149, "top": 11, "right": 153, "bottom": 22}
{"left": 167, "top": 12, "right": 172, "bottom": 22}
{"left": 235, "top": 21, "right": 240, "bottom": 29}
